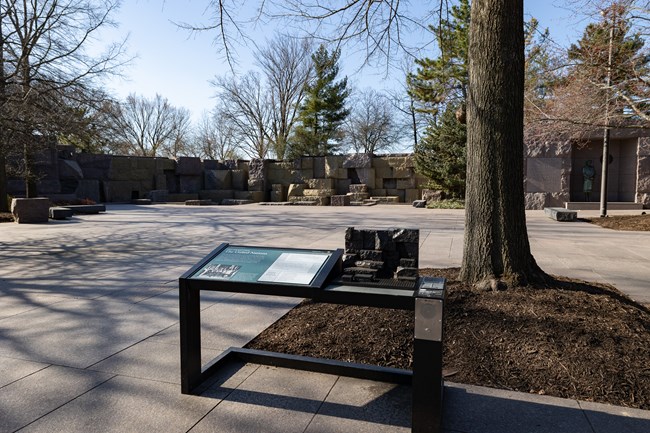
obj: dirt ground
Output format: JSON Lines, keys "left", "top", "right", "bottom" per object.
{"left": 247, "top": 268, "right": 650, "bottom": 410}
{"left": 585, "top": 213, "right": 650, "bottom": 231}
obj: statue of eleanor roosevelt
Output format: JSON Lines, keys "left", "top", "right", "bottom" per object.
{"left": 582, "top": 160, "right": 596, "bottom": 201}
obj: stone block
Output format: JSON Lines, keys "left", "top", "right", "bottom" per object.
{"left": 345, "top": 227, "right": 364, "bottom": 251}
{"left": 203, "top": 160, "right": 226, "bottom": 170}
{"left": 375, "top": 166, "right": 393, "bottom": 179}
{"left": 369, "top": 188, "right": 387, "bottom": 197}
{"left": 59, "top": 160, "right": 84, "bottom": 180}
{"left": 336, "top": 179, "right": 352, "bottom": 195}
{"left": 343, "top": 153, "right": 372, "bottom": 169}
{"left": 349, "top": 184, "right": 368, "bottom": 193}
{"left": 248, "top": 178, "right": 266, "bottom": 192}
{"left": 288, "top": 196, "right": 330, "bottom": 206}
{"left": 307, "top": 178, "right": 335, "bottom": 189}
{"left": 383, "top": 178, "right": 397, "bottom": 189}
{"left": 393, "top": 167, "right": 414, "bottom": 178}
{"left": 152, "top": 173, "right": 166, "bottom": 190}
{"left": 75, "top": 180, "right": 101, "bottom": 203}
{"left": 400, "top": 258, "right": 417, "bottom": 268}
{"left": 525, "top": 158, "right": 563, "bottom": 193}
{"left": 334, "top": 168, "right": 349, "bottom": 179}
{"left": 386, "top": 189, "right": 405, "bottom": 202}
{"left": 397, "top": 242, "right": 419, "bottom": 261}
{"left": 639, "top": 137, "right": 650, "bottom": 156}
{"left": 270, "top": 191, "right": 285, "bottom": 202}
{"left": 393, "top": 228, "right": 419, "bottom": 243}
{"left": 185, "top": 199, "right": 215, "bottom": 206}
{"left": 375, "top": 231, "right": 395, "bottom": 251}
{"left": 59, "top": 204, "right": 106, "bottom": 214}
{"left": 312, "top": 157, "right": 325, "bottom": 178}
{"left": 405, "top": 189, "right": 421, "bottom": 203}
{"left": 49, "top": 206, "right": 74, "bottom": 220}
{"left": 234, "top": 191, "right": 253, "bottom": 200}
{"left": 166, "top": 193, "right": 199, "bottom": 202}
{"left": 148, "top": 190, "right": 168, "bottom": 202}
{"left": 250, "top": 191, "right": 267, "bottom": 202}
{"left": 396, "top": 267, "right": 419, "bottom": 279}
{"left": 199, "top": 190, "right": 234, "bottom": 202}
{"left": 248, "top": 158, "right": 268, "bottom": 179}
{"left": 355, "top": 168, "right": 375, "bottom": 188}
{"left": 293, "top": 168, "right": 314, "bottom": 183}
{"left": 179, "top": 175, "right": 202, "bottom": 193}
{"left": 222, "top": 199, "right": 253, "bottom": 205}
{"left": 359, "top": 249, "right": 383, "bottom": 261}
{"left": 544, "top": 207, "right": 577, "bottom": 221}
{"left": 525, "top": 140, "right": 572, "bottom": 158}
{"left": 303, "top": 189, "right": 334, "bottom": 197}
{"left": 372, "top": 196, "right": 400, "bottom": 204}
{"left": 156, "top": 157, "right": 176, "bottom": 172}
{"left": 103, "top": 181, "right": 137, "bottom": 202}
{"left": 525, "top": 193, "right": 548, "bottom": 210}
{"left": 222, "top": 160, "right": 239, "bottom": 170}
{"left": 11, "top": 198, "right": 50, "bottom": 224}
{"left": 396, "top": 178, "right": 415, "bottom": 189}
{"left": 330, "top": 195, "right": 350, "bottom": 206}
{"left": 231, "top": 170, "right": 248, "bottom": 191}
{"left": 422, "top": 189, "right": 445, "bottom": 202}
{"left": 205, "top": 170, "right": 232, "bottom": 190}
{"left": 287, "top": 184, "right": 306, "bottom": 197}
{"left": 36, "top": 180, "right": 62, "bottom": 194}
{"left": 347, "top": 192, "right": 369, "bottom": 201}
{"left": 375, "top": 178, "right": 384, "bottom": 189}
{"left": 325, "top": 156, "right": 344, "bottom": 177}
{"left": 176, "top": 157, "right": 203, "bottom": 175}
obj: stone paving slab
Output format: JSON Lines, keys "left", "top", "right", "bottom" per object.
{"left": 0, "top": 365, "right": 114, "bottom": 432}
{"left": 0, "top": 298, "right": 179, "bottom": 368}
{"left": 0, "top": 356, "right": 49, "bottom": 388}
{"left": 17, "top": 376, "right": 217, "bottom": 433}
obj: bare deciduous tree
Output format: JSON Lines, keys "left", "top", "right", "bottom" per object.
{"left": 213, "top": 72, "right": 271, "bottom": 159}
{"left": 194, "top": 107, "right": 241, "bottom": 160}
{"left": 257, "top": 35, "right": 313, "bottom": 159}
{"left": 0, "top": 0, "right": 128, "bottom": 203}
{"left": 343, "top": 88, "right": 403, "bottom": 154}
{"left": 111, "top": 93, "right": 192, "bottom": 158}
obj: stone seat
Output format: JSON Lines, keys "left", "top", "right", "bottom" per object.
{"left": 49, "top": 207, "right": 74, "bottom": 220}
{"left": 544, "top": 207, "right": 577, "bottom": 221}
{"left": 60, "top": 204, "right": 106, "bottom": 214}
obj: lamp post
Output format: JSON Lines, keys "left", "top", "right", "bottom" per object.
{"left": 599, "top": 12, "right": 615, "bottom": 218}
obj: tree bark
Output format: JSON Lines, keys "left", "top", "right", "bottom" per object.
{"left": 0, "top": 153, "right": 8, "bottom": 212}
{"left": 460, "top": 0, "right": 546, "bottom": 288}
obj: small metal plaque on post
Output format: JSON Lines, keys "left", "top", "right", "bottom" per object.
{"left": 415, "top": 298, "right": 443, "bottom": 342}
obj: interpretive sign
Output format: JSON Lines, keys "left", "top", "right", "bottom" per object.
{"left": 190, "top": 245, "right": 333, "bottom": 286}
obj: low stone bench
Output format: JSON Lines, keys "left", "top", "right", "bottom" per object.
{"left": 60, "top": 204, "right": 106, "bottom": 214}
{"left": 544, "top": 207, "right": 577, "bottom": 222}
{"left": 49, "top": 207, "right": 74, "bottom": 220}
{"left": 221, "top": 199, "right": 253, "bottom": 205}
{"left": 185, "top": 199, "right": 215, "bottom": 206}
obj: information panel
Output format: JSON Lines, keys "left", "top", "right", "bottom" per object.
{"left": 190, "top": 245, "right": 332, "bottom": 286}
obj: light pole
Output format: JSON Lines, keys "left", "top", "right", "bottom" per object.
{"left": 599, "top": 12, "right": 615, "bottom": 218}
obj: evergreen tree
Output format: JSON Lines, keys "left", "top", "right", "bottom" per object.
{"left": 407, "top": 0, "right": 470, "bottom": 118}
{"left": 415, "top": 104, "right": 466, "bottom": 198}
{"left": 289, "top": 45, "right": 349, "bottom": 157}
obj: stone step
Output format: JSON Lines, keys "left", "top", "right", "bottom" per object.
{"left": 49, "top": 207, "right": 74, "bottom": 220}
{"left": 60, "top": 204, "right": 106, "bottom": 214}
{"left": 185, "top": 199, "right": 216, "bottom": 206}
{"left": 221, "top": 199, "right": 253, "bottom": 205}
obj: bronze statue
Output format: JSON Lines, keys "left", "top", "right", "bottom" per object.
{"left": 582, "top": 160, "right": 595, "bottom": 201}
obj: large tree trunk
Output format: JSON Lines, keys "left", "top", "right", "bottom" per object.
{"left": 460, "top": 0, "right": 546, "bottom": 288}
{"left": 0, "top": 153, "right": 8, "bottom": 212}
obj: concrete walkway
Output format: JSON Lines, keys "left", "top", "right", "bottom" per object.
{"left": 0, "top": 204, "right": 648, "bottom": 432}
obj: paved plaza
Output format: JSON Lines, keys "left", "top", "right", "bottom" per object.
{"left": 1, "top": 204, "right": 649, "bottom": 432}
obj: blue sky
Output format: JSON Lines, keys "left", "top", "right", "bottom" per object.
{"left": 101, "top": 1, "right": 594, "bottom": 123}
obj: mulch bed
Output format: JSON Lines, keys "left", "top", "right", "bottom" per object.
{"left": 585, "top": 213, "right": 650, "bottom": 231}
{"left": 247, "top": 268, "right": 650, "bottom": 410}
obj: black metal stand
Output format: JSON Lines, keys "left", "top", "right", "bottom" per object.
{"left": 178, "top": 244, "right": 445, "bottom": 432}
